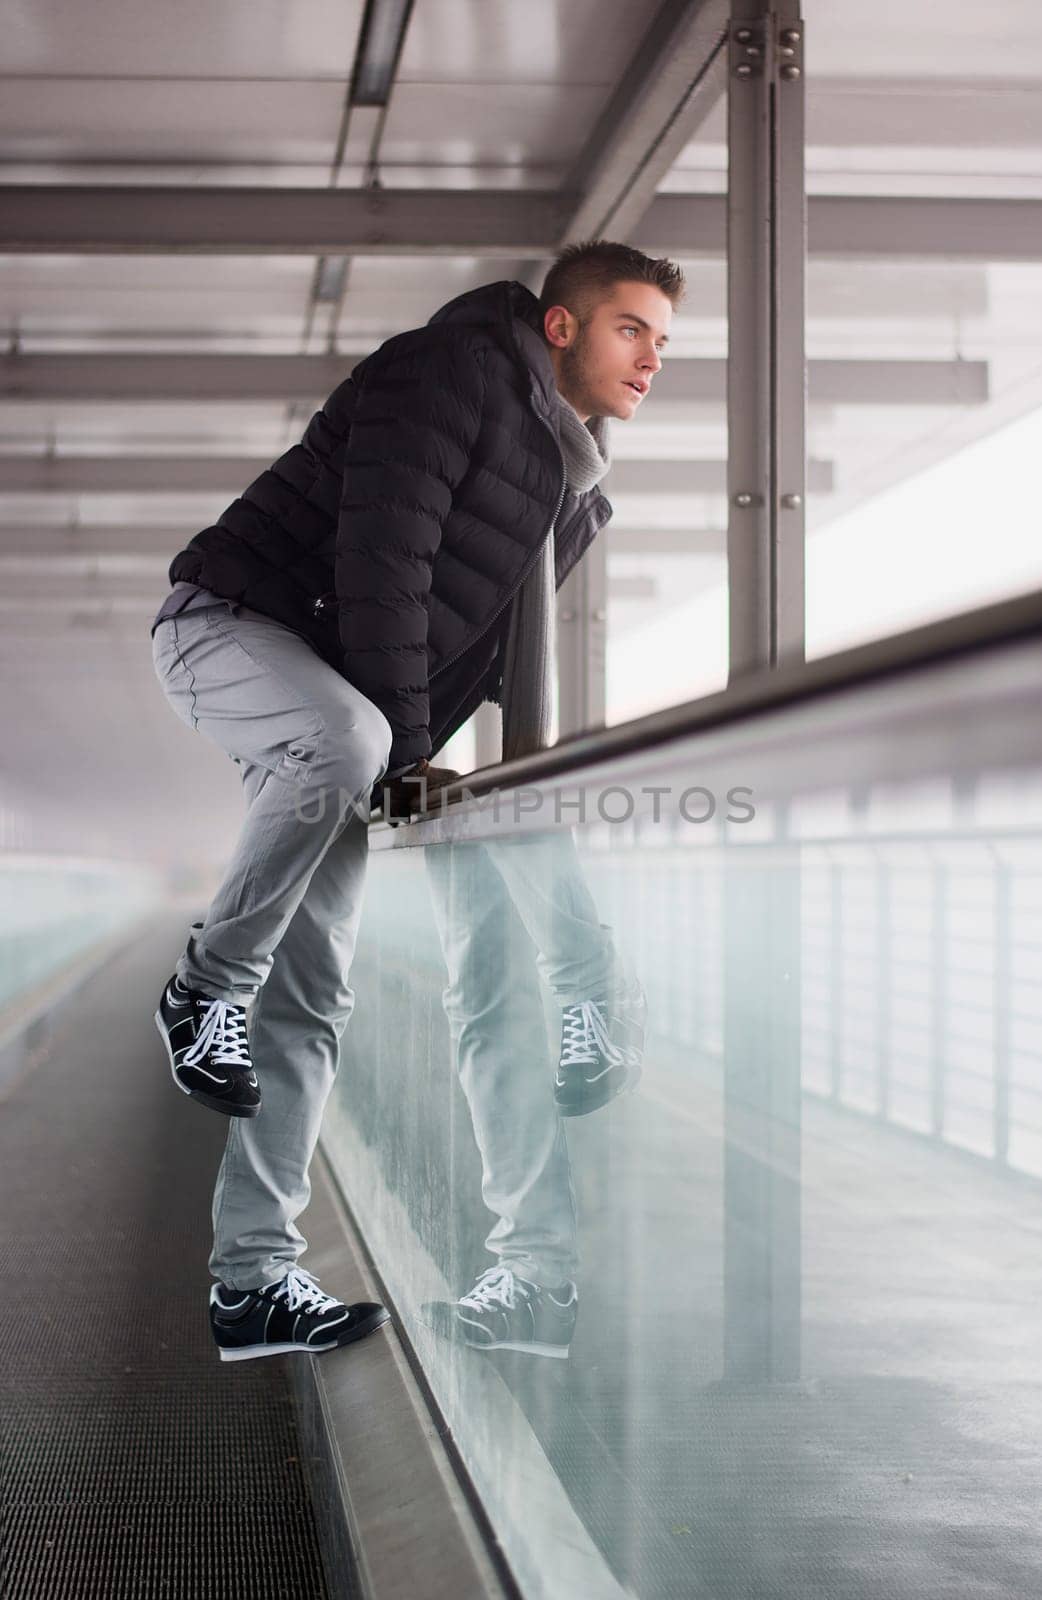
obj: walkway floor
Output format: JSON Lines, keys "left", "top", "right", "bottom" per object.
{"left": 0, "top": 914, "right": 331, "bottom": 1600}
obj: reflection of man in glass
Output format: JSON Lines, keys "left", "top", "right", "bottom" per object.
{"left": 423, "top": 242, "right": 679, "bottom": 1357}
{"left": 424, "top": 830, "right": 646, "bottom": 1357}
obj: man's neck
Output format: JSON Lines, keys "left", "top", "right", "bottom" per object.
{"left": 546, "top": 344, "right": 590, "bottom": 423}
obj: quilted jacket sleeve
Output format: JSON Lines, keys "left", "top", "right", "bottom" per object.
{"left": 335, "top": 333, "right": 486, "bottom": 772}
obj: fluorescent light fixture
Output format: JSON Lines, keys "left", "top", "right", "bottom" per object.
{"left": 350, "top": 0, "right": 415, "bottom": 108}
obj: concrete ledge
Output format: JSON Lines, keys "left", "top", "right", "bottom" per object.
{"left": 289, "top": 1146, "right": 515, "bottom": 1600}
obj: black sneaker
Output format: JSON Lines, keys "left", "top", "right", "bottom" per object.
{"left": 209, "top": 1267, "right": 390, "bottom": 1362}
{"left": 554, "top": 981, "right": 647, "bottom": 1117}
{"left": 423, "top": 1266, "right": 577, "bottom": 1359}
{"left": 154, "top": 972, "right": 261, "bottom": 1118}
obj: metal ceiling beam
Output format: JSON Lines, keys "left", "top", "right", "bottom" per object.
{"left": 559, "top": 0, "right": 728, "bottom": 242}
{"left": 0, "top": 554, "right": 168, "bottom": 579}
{"left": 606, "top": 527, "right": 725, "bottom": 554}
{"left": 0, "top": 186, "right": 572, "bottom": 257}
{"left": 0, "top": 354, "right": 363, "bottom": 402}
{"left": 0, "top": 353, "right": 989, "bottom": 407}
{"left": 810, "top": 195, "right": 1042, "bottom": 262}
{"left": 610, "top": 458, "right": 833, "bottom": 494}
{"left": 0, "top": 525, "right": 189, "bottom": 555}
{"left": 656, "top": 357, "right": 988, "bottom": 406}
{"left": 0, "top": 557, "right": 654, "bottom": 606}
{"left": 0, "top": 522, "right": 729, "bottom": 559}
{"left": 0, "top": 454, "right": 835, "bottom": 495}
{"left": 0, "top": 457, "right": 270, "bottom": 492}
{"left": 0, "top": 594, "right": 154, "bottom": 616}
{"left": 2, "top": 187, "right": 1040, "bottom": 262}
{"left": 637, "top": 193, "right": 1042, "bottom": 263}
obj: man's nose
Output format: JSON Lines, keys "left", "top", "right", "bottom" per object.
{"left": 640, "top": 345, "right": 662, "bottom": 376}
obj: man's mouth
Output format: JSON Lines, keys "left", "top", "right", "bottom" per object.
{"left": 623, "top": 381, "right": 647, "bottom": 397}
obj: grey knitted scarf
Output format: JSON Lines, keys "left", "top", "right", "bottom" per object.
{"left": 500, "top": 395, "right": 611, "bottom": 762}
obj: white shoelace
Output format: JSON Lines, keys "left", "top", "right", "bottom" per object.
{"left": 458, "top": 1266, "right": 531, "bottom": 1313}
{"left": 270, "top": 1267, "right": 340, "bottom": 1316}
{"left": 559, "top": 1000, "right": 629, "bottom": 1069}
{"left": 182, "top": 997, "right": 252, "bottom": 1068}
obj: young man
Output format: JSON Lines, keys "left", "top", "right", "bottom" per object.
{"left": 150, "top": 239, "right": 682, "bottom": 1363}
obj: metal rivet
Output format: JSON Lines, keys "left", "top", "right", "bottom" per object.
{"left": 779, "top": 43, "right": 795, "bottom": 57}
{"left": 745, "top": 45, "right": 761, "bottom": 59}
{"left": 735, "top": 63, "right": 754, "bottom": 78}
{"left": 734, "top": 27, "right": 753, "bottom": 42}
{"left": 780, "top": 493, "right": 803, "bottom": 509}
{"left": 780, "top": 64, "right": 801, "bottom": 80}
{"left": 781, "top": 28, "right": 801, "bottom": 44}
{"left": 733, "top": 492, "right": 754, "bottom": 508}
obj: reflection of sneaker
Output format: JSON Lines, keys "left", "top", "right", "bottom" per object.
{"left": 154, "top": 973, "right": 260, "bottom": 1118}
{"left": 423, "top": 1266, "right": 577, "bottom": 1359}
{"left": 554, "top": 981, "right": 647, "bottom": 1117}
{"left": 209, "top": 1267, "right": 390, "bottom": 1362}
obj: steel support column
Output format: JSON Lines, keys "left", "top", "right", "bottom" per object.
{"left": 726, "top": 0, "right": 806, "bottom": 679}
{"left": 471, "top": 702, "right": 503, "bottom": 770}
{"left": 722, "top": 0, "right": 805, "bottom": 1386}
{"left": 556, "top": 535, "right": 608, "bottom": 741}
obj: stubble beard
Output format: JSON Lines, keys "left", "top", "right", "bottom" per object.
{"left": 559, "top": 331, "right": 598, "bottom": 420}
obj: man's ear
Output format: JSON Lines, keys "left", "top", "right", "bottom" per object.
{"left": 543, "top": 304, "right": 575, "bottom": 349}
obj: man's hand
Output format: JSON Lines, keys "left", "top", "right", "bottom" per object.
{"left": 382, "top": 758, "right": 461, "bottom": 820}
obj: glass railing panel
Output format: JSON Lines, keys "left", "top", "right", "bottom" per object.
{"left": 322, "top": 625, "right": 1042, "bottom": 1600}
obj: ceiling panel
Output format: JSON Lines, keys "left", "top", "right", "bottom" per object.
{"left": 0, "top": 79, "right": 345, "bottom": 164}
{"left": 334, "top": 254, "right": 535, "bottom": 340}
{"left": 672, "top": 81, "right": 1042, "bottom": 200}
{"left": 0, "top": 401, "right": 294, "bottom": 451}
{"left": 806, "top": 0, "right": 1042, "bottom": 79}
{"left": 365, "top": 83, "right": 610, "bottom": 169}
{"left": 806, "top": 82, "right": 1042, "bottom": 150}
{"left": 5, "top": 0, "right": 365, "bottom": 78}
{"left": 0, "top": 254, "right": 313, "bottom": 342}
{"left": 397, "top": 0, "right": 644, "bottom": 86}
{"left": 0, "top": 489, "right": 247, "bottom": 527}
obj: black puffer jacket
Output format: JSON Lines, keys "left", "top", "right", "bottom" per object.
{"left": 168, "top": 280, "right": 612, "bottom": 773}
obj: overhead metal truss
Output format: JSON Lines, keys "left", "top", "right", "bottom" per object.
{"left": 1, "top": 188, "right": 1037, "bottom": 262}
{"left": 0, "top": 353, "right": 989, "bottom": 407}
{"left": 0, "top": 524, "right": 728, "bottom": 557}
{"left": 0, "top": 454, "right": 835, "bottom": 495}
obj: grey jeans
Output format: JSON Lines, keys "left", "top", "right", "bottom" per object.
{"left": 151, "top": 603, "right": 393, "bottom": 1289}
{"left": 424, "top": 834, "right": 618, "bottom": 1289}
{"left": 152, "top": 601, "right": 618, "bottom": 1296}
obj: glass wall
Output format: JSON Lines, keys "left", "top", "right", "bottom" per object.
{"left": 804, "top": 6, "right": 1042, "bottom": 653}
{"left": 804, "top": 254, "right": 1042, "bottom": 657}
{"left": 322, "top": 628, "right": 1042, "bottom": 1599}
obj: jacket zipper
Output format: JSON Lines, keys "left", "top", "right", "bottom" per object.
{"left": 428, "top": 405, "right": 567, "bottom": 682}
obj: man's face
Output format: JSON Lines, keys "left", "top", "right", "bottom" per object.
{"left": 543, "top": 280, "right": 672, "bottom": 423}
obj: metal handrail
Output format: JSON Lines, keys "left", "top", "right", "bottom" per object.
{"left": 381, "top": 587, "right": 1042, "bottom": 822}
